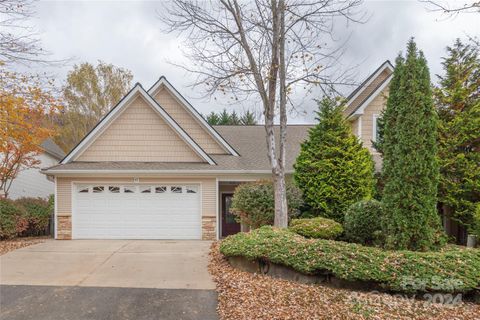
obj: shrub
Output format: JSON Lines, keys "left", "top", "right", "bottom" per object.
{"left": 230, "top": 181, "right": 303, "bottom": 228}
{"left": 344, "top": 200, "right": 384, "bottom": 245}
{"left": 289, "top": 217, "right": 343, "bottom": 239}
{"left": 15, "top": 197, "right": 52, "bottom": 235}
{"left": 294, "top": 97, "right": 375, "bottom": 223}
{"left": 0, "top": 199, "right": 27, "bottom": 239}
{"left": 381, "top": 40, "right": 444, "bottom": 251}
{"left": 220, "top": 226, "right": 480, "bottom": 293}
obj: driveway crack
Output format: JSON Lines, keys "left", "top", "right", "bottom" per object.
{"left": 75, "top": 242, "right": 131, "bottom": 286}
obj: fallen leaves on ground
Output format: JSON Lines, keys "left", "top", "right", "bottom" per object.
{"left": 209, "top": 242, "right": 480, "bottom": 320}
{"left": 0, "top": 237, "right": 47, "bottom": 255}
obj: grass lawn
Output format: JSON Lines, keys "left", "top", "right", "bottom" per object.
{"left": 209, "top": 242, "right": 480, "bottom": 320}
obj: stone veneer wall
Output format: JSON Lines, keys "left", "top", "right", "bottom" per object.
{"left": 57, "top": 216, "right": 72, "bottom": 240}
{"left": 202, "top": 216, "right": 216, "bottom": 240}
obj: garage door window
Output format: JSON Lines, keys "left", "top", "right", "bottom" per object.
{"left": 140, "top": 186, "right": 151, "bottom": 193}
{"left": 78, "top": 186, "right": 89, "bottom": 193}
{"left": 93, "top": 186, "right": 104, "bottom": 193}
{"left": 186, "top": 186, "right": 197, "bottom": 194}
{"left": 124, "top": 186, "right": 135, "bottom": 193}
{"left": 171, "top": 186, "right": 182, "bottom": 193}
{"left": 155, "top": 186, "right": 167, "bottom": 193}
{"left": 109, "top": 186, "right": 120, "bottom": 193}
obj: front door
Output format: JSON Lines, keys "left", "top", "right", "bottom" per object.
{"left": 221, "top": 193, "right": 240, "bottom": 237}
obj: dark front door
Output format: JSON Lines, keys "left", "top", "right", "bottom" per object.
{"left": 221, "top": 193, "right": 240, "bottom": 237}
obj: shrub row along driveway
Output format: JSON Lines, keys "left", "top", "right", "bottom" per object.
{"left": 0, "top": 240, "right": 217, "bottom": 320}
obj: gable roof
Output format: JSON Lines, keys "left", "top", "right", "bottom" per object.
{"left": 43, "top": 125, "right": 311, "bottom": 174}
{"left": 148, "top": 77, "right": 239, "bottom": 156}
{"left": 40, "top": 138, "right": 65, "bottom": 160}
{"left": 347, "top": 74, "right": 392, "bottom": 118}
{"left": 60, "top": 84, "right": 216, "bottom": 165}
{"left": 345, "top": 60, "right": 394, "bottom": 118}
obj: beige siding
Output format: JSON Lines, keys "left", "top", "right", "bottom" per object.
{"left": 56, "top": 176, "right": 216, "bottom": 217}
{"left": 77, "top": 95, "right": 203, "bottom": 162}
{"left": 350, "top": 118, "right": 360, "bottom": 137}
{"left": 343, "top": 69, "right": 391, "bottom": 117}
{"left": 358, "top": 87, "right": 388, "bottom": 171}
{"left": 154, "top": 88, "right": 226, "bottom": 154}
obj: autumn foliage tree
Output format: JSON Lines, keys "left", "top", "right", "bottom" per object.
{"left": 55, "top": 61, "right": 133, "bottom": 152}
{"left": 0, "top": 66, "right": 61, "bottom": 198}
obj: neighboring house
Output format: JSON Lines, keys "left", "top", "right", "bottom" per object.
{"left": 43, "top": 64, "right": 391, "bottom": 241}
{"left": 7, "top": 139, "right": 65, "bottom": 200}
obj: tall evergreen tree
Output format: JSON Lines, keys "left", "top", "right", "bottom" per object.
{"left": 435, "top": 39, "right": 480, "bottom": 237}
{"left": 294, "top": 96, "right": 375, "bottom": 223}
{"left": 382, "top": 39, "right": 444, "bottom": 251}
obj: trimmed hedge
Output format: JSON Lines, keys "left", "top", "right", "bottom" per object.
{"left": 16, "top": 197, "right": 51, "bottom": 236}
{"left": 289, "top": 217, "right": 343, "bottom": 239}
{"left": 344, "top": 200, "right": 384, "bottom": 245}
{"left": 220, "top": 226, "right": 480, "bottom": 293}
{"left": 230, "top": 181, "right": 303, "bottom": 228}
{"left": 0, "top": 199, "right": 27, "bottom": 239}
{"left": 0, "top": 197, "right": 53, "bottom": 239}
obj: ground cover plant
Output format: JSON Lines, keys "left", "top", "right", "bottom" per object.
{"left": 220, "top": 226, "right": 480, "bottom": 293}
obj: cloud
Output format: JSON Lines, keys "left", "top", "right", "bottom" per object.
{"left": 20, "top": 0, "right": 480, "bottom": 123}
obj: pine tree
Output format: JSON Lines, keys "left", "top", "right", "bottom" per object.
{"left": 294, "top": 96, "right": 375, "bottom": 223}
{"left": 382, "top": 39, "right": 444, "bottom": 251}
{"left": 435, "top": 39, "right": 480, "bottom": 237}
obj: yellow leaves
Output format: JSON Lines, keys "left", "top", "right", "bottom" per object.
{"left": 0, "top": 67, "right": 62, "bottom": 188}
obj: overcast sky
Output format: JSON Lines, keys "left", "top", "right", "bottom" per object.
{"left": 26, "top": 0, "right": 480, "bottom": 123}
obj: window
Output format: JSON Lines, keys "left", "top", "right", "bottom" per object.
{"left": 140, "top": 186, "right": 151, "bottom": 193}
{"left": 78, "top": 186, "right": 89, "bottom": 193}
{"left": 155, "top": 186, "right": 167, "bottom": 193}
{"left": 109, "top": 186, "right": 120, "bottom": 193}
{"left": 124, "top": 186, "right": 135, "bottom": 193}
{"left": 171, "top": 186, "right": 182, "bottom": 193}
{"left": 92, "top": 186, "right": 104, "bottom": 193}
{"left": 186, "top": 186, "right": 197, "bottom": 194}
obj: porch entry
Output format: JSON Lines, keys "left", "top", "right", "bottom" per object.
{"left": 221, "top": 193, "right": 240, "bottom": 237}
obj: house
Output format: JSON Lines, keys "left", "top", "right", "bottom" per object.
{"left": 342, "top": 60, "right": 394, "bottom": 170}
{"left": 42, "top": 63, "right": 391, "bottom": 241}
{"left": 7, "top": 138, "right": 65, "bottom": 200}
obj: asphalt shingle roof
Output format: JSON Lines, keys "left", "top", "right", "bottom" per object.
{"left": 43, "top": 125, "right": 312, "bottom": 173}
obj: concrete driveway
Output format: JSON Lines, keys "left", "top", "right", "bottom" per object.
{"left": 0, "top": 239, "right": 215, "bottom": 289}
{"left": 0, "top": 240, "right": 218, "bottom": 320}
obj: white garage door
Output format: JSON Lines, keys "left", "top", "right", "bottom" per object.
{"left": 72, "top": 184, "right": 201, "bottom": 239}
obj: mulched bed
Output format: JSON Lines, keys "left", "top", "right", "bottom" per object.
{"left": 209, "top": 242, "right": 480, "bottom": 320}
{"left": 0, "top": 237, "right": 47, "bottom": 255}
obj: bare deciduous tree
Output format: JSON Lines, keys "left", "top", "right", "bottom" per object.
{"left": 160, "top": 0, "right": 364, "bottom": 227}
{"left": 420, "top": 0, "right": 480, "bottom": 16}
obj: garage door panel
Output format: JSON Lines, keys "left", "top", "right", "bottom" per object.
{"left": 72, "top": 184, "right": 201, "bottom": 239}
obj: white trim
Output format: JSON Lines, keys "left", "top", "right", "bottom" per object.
{"left": 372, "top": 114, "right": 380, "bottom": 142}
{"left": 357, "top": 116, "right": 362, "bottom": 137}
{"left": 54, "top": 176, "right": 57, "bottom": 239}
{"left": 351, "top": 74, "right": 392, "bottom": 117}
{"left": 44, "top": 169, "right": 286, "bottom": 175}
{"left": 215, "top": 178, "right": 219, "bottom": 240}
{"left": 61, "top": 84, "right": 216, "bottom": 165}
{"left": 71, "top": 181, "right": 203, "bottom": 240}
{"left": 148, "top": 77, "right": 239, "bottom": 156}
{"left": 346, "top": 61, "right": 394, "bottom": 107}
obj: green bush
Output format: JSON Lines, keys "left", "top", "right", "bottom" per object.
{"left": 289, "top": 217, "right": 343, "bottom": 239}
{"left": 0, "top": 199, "right": 27, "bottom": 239}
{"left": 230, "top": 181, "right": 303, "bottom": 229}
{"left": 294, "top": 97, "right": 375, "bottom": 223}
{"left": 220, "top": 226, "right": 480, "bottom": 293}
{"left": 344, "top": 200, "right": 384, "bottom": 245}
{"left": 15, "top": 197, "right": 52, "bottom": 235}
